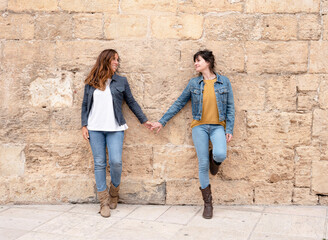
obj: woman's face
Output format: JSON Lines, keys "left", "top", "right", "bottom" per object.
{"left": 111, "top": 53, "right": 119, "bottom": 72}
{"left": 194, "top": 55, "right": 210, "bottom": 73}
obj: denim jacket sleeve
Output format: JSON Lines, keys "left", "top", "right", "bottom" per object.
{"left": 158, "top": 80, "right": 192, "bottom": 127}
{"left": 123, "top": 78, "right": 148, "bottom": 124}
{"left": 225, "top": 79, "right": 235, "bottom": 135}
{"left": 81, "top": 84, "right": 88, "bottom": 127}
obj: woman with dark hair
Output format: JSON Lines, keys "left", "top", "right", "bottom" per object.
{"left": 152, "top": 50, "right": 235, "bottom": 219}
{"left": 81, "top": 49, "right": 152, "bottom": 217}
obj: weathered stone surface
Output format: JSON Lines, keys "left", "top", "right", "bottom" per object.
{"left": 119, "top": 179, "right": 165, "bottom": 204}
{"left": 0, "top": 179, "right": 9, "bottom": 203}
{"left": 261, "top": 15, "right": 297, "bottom": 40}
{"left": 0, "top": 0, "right": 7, "bottom": 10}
{"left": 298, "top": 14, "right": 321, "bottom": 40}
{"left": 295, "top": 146, "right": 320, "bottom": 188}
{"left": 297, "top": 94, "right": 317, "bottom": 112}
{"left": 152, "top": 14, "right": 203, "bottom": 40}
{"left": 73, "top": 13, "right": 103, "bottom": 39}
{"left": 246, "top": 112, "right": 312, "bottom": 147}
{"left": 0, "top": 144, "right": 25, "bottom": 176}
{"left": 246, "top": 0, "right": 320, "bottom": 13}
{"left": 246, "top": 41, "right": 308, "bottom": 73}
{"left": 153, "top": 145, "right": 197, "bottom": 179}
{"left": 293, "top": 188, "right": 318, "bottom": 205}
{"left": 0, "top": 14, "right": 34, "bottom": 40}
{"left": 309, "top": 41, "right": 328, "bottom": 73}
{"left": 35, "top": 14, "right": 72, "bottom": 40}
{"left": 59, "top": 0, "right": 118, "bottom": 13}
{"left": 254, "top": 181, "right": 293, "bottom": 204}
{"left": 59, "top": 177, "right": 95, "bottom": 203}
{"left": 319, "top": 196, "right": 328, "bottom": 205}
{"left": 266, "top": 75, "right": 296, "bottom": 111}
{"left": 294, "top": 74, "right": 320, "bottom": 91}
{"left": 105, "top": 15, "right": 148, "bottom": 39}
{"left": 313, "top": 109, "right": 328, "bottom": 142}
{"left": 205, "top": 14, "right": 261, "bottom": 41}
{"left": 29, "top": 75, "right": 73, "bottom": 108}
{"left": 121, "top": 0, "right": 177, "bottom": 14}
{"left": 178, "top": 0, "right": 243, "bottom": 13}
{"left": 121, "top": 145, "right": 153, "bottom": 178}
{"left": 312, "top": 161, "right": 328, "bottom": 195}
{"left": 166, "top": 179, "right": 202, "bottom": 205}
{"left": 8, "top": 0, "right": 58, "bottom": 11}
{"left": 319, "top": 76, "right": 328, "bottom": 109}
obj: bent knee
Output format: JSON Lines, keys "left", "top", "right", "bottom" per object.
{"left": 213, "top": 151, "right": 226, "bottom": 162}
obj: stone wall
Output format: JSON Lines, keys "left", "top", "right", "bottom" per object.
{"left": 1, "top": 0, "right": 328, "bottom": 205}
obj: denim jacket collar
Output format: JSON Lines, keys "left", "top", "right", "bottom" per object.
{"left": 112, "top": 73, "right": 119, "bottom": 82}
{"left": 197, "top": 72, "right": 223, "bottom": 84}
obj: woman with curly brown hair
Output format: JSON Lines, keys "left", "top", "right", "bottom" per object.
{"left": 81, "top": 49, "right": 152, "bottom": 217}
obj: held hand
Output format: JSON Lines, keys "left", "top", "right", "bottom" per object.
{"left": 151, "top": 122, "right": 163, "bottom": 134}
{"left": 143, "top": 121, "right": 153, "bottom": 130}
{"left": 226, "top": 133, "right": 232, "bottom": 143}
{"left": 82, "top": 126, "right": 89, "bottom": 140}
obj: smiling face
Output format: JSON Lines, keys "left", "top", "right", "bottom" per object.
{"left": 111, "top": 53, "right": 119, "bottom": 73}
{"left": 194, "top": 55, "right": 210, "bottom": 73}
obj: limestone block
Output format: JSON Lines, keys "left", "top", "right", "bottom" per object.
{"left": 8, "top": 0, "right": 58, "bottom": 11}
{"left": 246, "top": 41, "right": 308, "bottom": 73}
{"left": 152, "top": 14, "right": 203, "bottom": 40}
{"left": 121, "top": 0, "right": 177, "bottom": 14}
{"left": 254, "top": 181, "right": 293, "bottom": 204}
{"left": 0, "top": 144, "right": 25, "bottom": 176}
{"left": 323, "top": 15, "right": 328, "bottom": 40}
{"left": 59, "top": 0, "right": 118, "bottom": 13}
{"left": 9, "top": 177, "right": 60, "bottom": 203}
{"left": 293, "top": 188, "right": 318, "bottom": 205}
{"left": 178, "top": 0, "right": 243, "bottom": 13}
{"left": 313, "top": 109, "right": 328, "bottom": 141}
{"left": 211, "top": 180, "right": 253, "bottom": 204}
{"left": 177, "top": 41, "right": 203, "bottom": 69}
{"left": 294, "top": 74, "right": 320, "bottom": 91}
{"left": 309, "top": 41, "right": 328, "bottom": 73}
{"left": 204, "top": 41, "right": 245, "bottom": 73}
{"left": 0, "top": 179, "right": 9, "bottom": 203}
{"left": 166, "top": 179, "right": 202, "bottom": 205}
{"left": 246, "top": 0, "right": 320, "bottom": 13}
{"left": 319, "top": 196, "right": 328, "bottom": 205}
{"left": 297, "top": 94, "right": 317, "bottom": 112}
{"left": 35, "top": 14, "right": 73, "bottom": 40}
{"left": 50, "top": 107, "right": 81, "bottom": 130}
{"left": 29, "top": 75, "right": 73, "bottom": 108}
{"left": 261, "top": 15, "right": 297, "bottom": 40}
{"left": 266, "top": 75, "right": 297, "bottom": 111}
{"left": 3, "top": 41, "right": 56, "bottom": 68}
{"left": 0, "top": 14, "right": 34, "bottom": 40}
{"left": 49, "top": 130, "right": 84, "bottom": 145}
{"left": 0, "top": 0, "right": 7, "bottom": 10}
{"left": 73, "top": 13, "right": 103, "bottom": 39}
{"left": 246, "top": 112, "right": 312, "bottom": 147}
{"left": 59, "top": 177, "right": 95, "bottom": 202}
{"left": 153, "top": 145, "right": 197, "bottom": 179}
{"left": 121, "top": 145, "right": 153, "bottom": 178}
{"left": 119, "top": 179, "right": 165, "bottom": 204}
{"left": 298, "top": 14, "right": 321, "bottom": 40}
{"left": 228, "top": 110, "right": 247, "bottom": 148}
{"left": 312, "top": 161, "right": 328, "bottom": 195}
{"left": 24, "top": 144, "right": 55, "bottom": 174}
{"left": 204, "top": 14, "right": 261, "bottom": 41}
{"left": 231, "top": 74, "right": 265, "bottom": 111}
{"left": 105, "top": 15, "right": 148, "bottom": 39}
{"left": 319, "top": 76, "right": 328, "bottom": 109}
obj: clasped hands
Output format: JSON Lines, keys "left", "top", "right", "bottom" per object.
{"left": 143, "top": 121, "right": 163, "bottom": 133}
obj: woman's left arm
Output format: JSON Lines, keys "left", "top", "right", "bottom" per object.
{"left": 123, "top": 78, "right": 149, "bottom": 125}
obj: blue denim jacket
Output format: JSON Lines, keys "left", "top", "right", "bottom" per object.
{"left": 81, "top": 73, "right": 148, "bottom": 127}
{"left": 158, "top": 73, "right": 235, "bottom": 135}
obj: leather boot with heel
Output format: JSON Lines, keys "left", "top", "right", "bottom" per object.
{"left": 98, "top": 188, "right": 111, "bottom": 218}
{"left": 200, "top": 184, "right": 213, "bottom": 219}
{"left": 109, "top": 182, "right": 120, "bottom": 209}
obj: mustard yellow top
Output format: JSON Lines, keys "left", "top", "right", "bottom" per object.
{"left": 191, "top": 79, "right": 226, "bottom": 128}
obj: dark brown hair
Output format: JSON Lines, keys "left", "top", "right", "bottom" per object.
{"left": 85, "top": 49, "right": 119, "bottom": 90}
{"left": 193, "top": 49, "right": 216, "bottom": 73}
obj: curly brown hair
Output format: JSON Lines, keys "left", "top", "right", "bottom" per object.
{"left": 85, "top": 49, "right": 119, "bottom": 90}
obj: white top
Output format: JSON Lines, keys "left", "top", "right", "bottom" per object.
{"left": 87, "top": 80, "right": 128, "bottom": 131}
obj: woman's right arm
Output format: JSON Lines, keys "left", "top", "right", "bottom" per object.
{"left": 81, "top": 84, "right": 89, "bottom": 140}
{"left": 155, "top": 81, "right": 192, "bottom": 130}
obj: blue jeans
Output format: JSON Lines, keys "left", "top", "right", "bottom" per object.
{"left": 192, "top": 124, "right": 227, "bottom": 189}
{"left": 88, "top": 130, "right": 124, "bottom": 192}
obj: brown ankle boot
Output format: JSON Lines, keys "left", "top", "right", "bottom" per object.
{"left": 109, "top": 182, "right": 120, "bottom": 209}
{"left": 98, "top": 189, "right": 110, "bottom": 218}
{"left": 209, "top": 150, "right": 220, "bottom": 175}
{"left": 200, "top": 184, "right": 213, "bottom": 219}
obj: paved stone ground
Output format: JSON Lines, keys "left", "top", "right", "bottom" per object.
{"left": 0, "top": 204, "right": 327, "bottom": 240}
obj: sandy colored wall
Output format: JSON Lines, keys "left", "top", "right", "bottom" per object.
{"left": 1, "top": 0, "right": 328, "bottom": 205}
